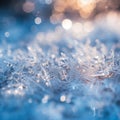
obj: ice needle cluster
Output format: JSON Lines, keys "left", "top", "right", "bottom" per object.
{"left": 0, "top": 32, "right": 120, "bottom": 120}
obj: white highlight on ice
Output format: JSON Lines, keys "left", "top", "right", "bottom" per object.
{"left": 34, "top": 17, "right": 42, "bottom": 25}
{"left": 62, "top": 19, "right": 72, "bottom": 30}
{"left": 60, "top": 95, "right": 66, "bottom": 102}
{"left": 42, "top": 95, "right": 49, "bottom": 103}
{"left": 45, "top": 0, "right": 52, "bottom": 4}
{"left": 5, "top": 32, "right": 10, "bottom": 38}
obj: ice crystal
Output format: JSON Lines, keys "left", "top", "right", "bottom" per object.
{"left": 0, "top": 7, "right": 120, "bottom": 119}
{"left": 0, "top": 28, "right": 120, "bottom": 120}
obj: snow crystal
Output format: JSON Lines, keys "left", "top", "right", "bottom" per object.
{"left": 0, "top": 10, "right": 120, "bottom": 120}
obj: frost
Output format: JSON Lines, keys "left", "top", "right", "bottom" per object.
{"left": 0, "top": 29, "right": 120, "bottom": 120}
{"left": 0, "top": 11, "right": 120, "bottom": 118}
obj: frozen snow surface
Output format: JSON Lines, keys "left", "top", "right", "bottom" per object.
{"left": 0, "top": 13, "right": 120, "bottom": 120}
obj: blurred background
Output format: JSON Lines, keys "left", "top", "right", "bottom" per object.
{"left": 0, "top": 0, "right": 120, "bottom": 45}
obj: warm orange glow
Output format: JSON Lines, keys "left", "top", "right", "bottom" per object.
{"left": 51, "top": 0, "right": 97, "bottom": 23}
{"left": 78, "top": 0, "right": 96, "bottom": 18}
